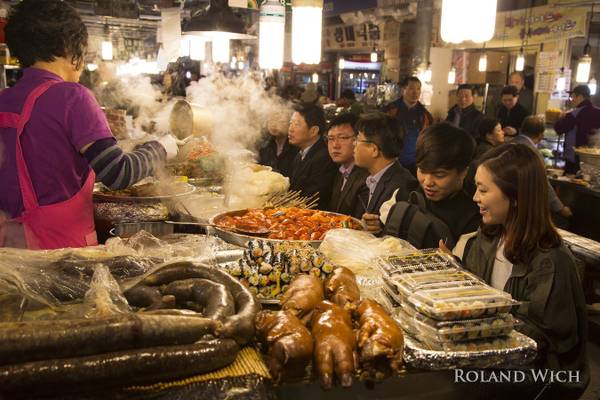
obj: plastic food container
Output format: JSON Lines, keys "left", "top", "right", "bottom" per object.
{"left": 396, "top": 307, "right": 516, "bottom": 342}
{"left": 378, "top": 249, "right": 458, "bottom": 276}
{"left": 407, "top": 285, "right": 519, "bottom": 321}
{"left": 413, "top": 333, "right": 521, "bottom": 352}
{"left": 386, "top": 269, "right": 483, "bottom": 300}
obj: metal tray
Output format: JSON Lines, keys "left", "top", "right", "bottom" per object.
{"left": 93, "top": 183, "right": 197, "bottom": 203}
{"left": 208, "top": 208, "right": 364, "bottom": 248}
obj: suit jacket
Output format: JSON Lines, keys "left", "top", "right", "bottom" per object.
{"left": 329, "top": 166, "right": 369, "bottom": 218}
{"left": 290, "top": 136, "right": 338, "bottom": 210}
{"left": 357, "top": 161, "right": 418, "bottom": 217}
{"left": 446, "top": 104, "right": 485, "bottom": 138}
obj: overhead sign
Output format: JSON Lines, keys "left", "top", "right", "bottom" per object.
{"left": 488, "top": 5, "right": 588, "bottom": 48}
{"left": 323, "top": 22, "right": 383, "bottom": 51}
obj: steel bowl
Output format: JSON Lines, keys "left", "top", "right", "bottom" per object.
{"left": 209, "top": 208, "right": 364, "bottom": 248}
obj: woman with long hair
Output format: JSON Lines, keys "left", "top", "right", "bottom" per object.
{"left": 462, "top": 143, "right": 588, "bottom": 397}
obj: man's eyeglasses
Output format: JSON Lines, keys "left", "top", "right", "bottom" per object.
{"left": 325, "top": 135, "right": 355, "bottom": 144}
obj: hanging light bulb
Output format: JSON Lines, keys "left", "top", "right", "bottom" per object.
{"left": 312, "top": 72, "right": 319, "bottom": 83}
{"left": 421, "top": 63, "right": 432, "bottom": 83}
{"left": 292, "top": 0, "right": 324, "bottom": 65}
{"left": 448, "top": 66, "right": 456, "bottom": 84}
{"left": 350, "top": 73, "right": 354, "bottom": 79}
{"left": 86, "top": 63, "right": 98, "bottom": 72}
{"left": 259, "top": 0, "right": 285, "bottom": 70}
{"left": 478, "top": 53, "right": 487, "bottom": 72}
{"left": 576, "top": 52, "right": 592, "bottom": 83}
{"left": 238, "top": 58, "right": 245, "bottom": 70}
{"left": 370, "top": 48, "right": 378, "bottom": 63}
{"left": 441, "top": 0, "right": 497, "bottom": 43}
{"left": 589, "top": 78, "right": 597, "bottom": 96}
{"left": 338, "top": 58, "right": 345, "bottom": 70}
{"left": 101, "top": 22, "right": 113, "bottom": 61}
{"left": 515, "top": 48, "right": 525, "bottom": 72}
{"left": 101, "top": 41, "right": 113, "bottom": 61}
{"left": 230, "top": 56, "right": 237, "bottom": 70}
{"left": 556, "top": 68, "right": 567, "bottom": 92}
{"left": 212, "top": 37, "right": 230, "bottom": 63}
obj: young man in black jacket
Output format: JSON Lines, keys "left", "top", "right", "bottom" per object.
{"left": 354, "top": 112, "right": 418, "bottom": 234}
{"left": 446, "top": 84, "right": 484, "bottom": 138}
{"left": 382, "top": 122, "right": 481, "bottom": 249}
{"left": 288, "top": 104, "right": 337, "bottom": 210}
{"left": 326, "top": 113, "right": 369, "bottom": 218}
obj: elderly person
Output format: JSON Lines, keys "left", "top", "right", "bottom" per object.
{"left": 446, "top": 84, "right": 485, "bottom": 138}
{"left": 509, "top": 71, "right": 534, "bottom": 114}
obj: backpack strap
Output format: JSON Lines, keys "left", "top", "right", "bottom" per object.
{"left": 383, "top": 200, "right": 412, "bottom": 237}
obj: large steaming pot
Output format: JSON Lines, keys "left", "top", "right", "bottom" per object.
{"left": 169, "top": 100, "right": 214, "bottom": 139}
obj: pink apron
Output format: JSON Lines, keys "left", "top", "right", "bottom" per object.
{"left": 0, "top": 80, "right": 97, "bottom": 250}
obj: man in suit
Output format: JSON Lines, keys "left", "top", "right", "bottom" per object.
{"left": 326, "top": 113, "right": 369, "bottom": 218}
{"left": 288, "top": 104, "right": 337, "bottom": 210}
{"left": 354, "top": 112, "right": 418, "bottom": 234}
{"left": 446, "top": 84, "right": 485, "bottom": 138}
{"left": 497, "top": 85, "right": 530, "bottom": 139}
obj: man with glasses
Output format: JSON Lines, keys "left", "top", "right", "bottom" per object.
{"left": 354, "top": 112, "right": 418, "bottom": 234}
{"left": 326, "top": 113, "right": 368, "bottom": 217}
{"left": 288, "top": 104, "right": 337, "bottom": 210}
{"left": 555, "top": 85, "right": 600, "bottom": 174}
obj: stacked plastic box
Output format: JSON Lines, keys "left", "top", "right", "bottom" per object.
{"left": 380, "top": 249, "right": 520, "bottom": 352}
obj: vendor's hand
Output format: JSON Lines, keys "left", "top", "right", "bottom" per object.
{"left": 503, "top": 126, "right": 517, "bottom": 137}
{"left": 559, "top": 206, "right": 573, "bottom": 218}
{"left": 439, "top": 239, "right": 452, "bottom": 255}
{"left": 157, "top": 134, "right": 179, "bottom": 160}
{"left": 362, "top": 213, "right": 382, "bottom": 234}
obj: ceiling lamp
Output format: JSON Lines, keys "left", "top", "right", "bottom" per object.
{"left": 589, "top": 78, "right": 597, "bottom": 96}
{"left": 515, "top": 48, "right": 525, "bottom": 72}
{"left": 448, "top": 66, "right": 456, "bottom": 84}
{"left": 312, "top": 73, "right": 319, "bottom": 83}
{"left": 181, "top": 35, "right": 206, "bottom": 61}
{"left": 370, "top": 47, "right": 378, "bottom": 63}
{"left": 338, "top": 57, "right": 345, "bottom": 70}
{"left": 183, "top": 0, "right": 255, "bottom": 40}
{"left": 259, "top": 0, "right": 285, "bottom": 70}
{"left": 441, "top": 0, "right": 497, "bottom": 43}
{"left": 478, "top": 53, "right": 487, "bottom": 72}
{"left": 101, "top": 22, "right": 113, "bottom": 61}
{"left": 576, "top": 50, "right": 592, "bottom": 83}
{"left": 212, "top": 37, "right": 231, "bottom": 63}
{"left": 556, "top": 68, "right": 567, "bottom": 92}
{"left": 576, "top": 3, "right": 594, "bottom": 83}
{"left": 421, "top": 62, "right": 432, "bottom": 83}
{"left": 292, "top": 0, "right": 324, "bottom": 65}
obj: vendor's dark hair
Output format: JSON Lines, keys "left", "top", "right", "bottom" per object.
{"left": 294, "top": 104, "right": 327, "bottom": 135}
{"left": 328, "top": 113, "right": 358, "bottom": 135}
{"left": 5, "top": 0, "right": 88, "bottom": 69}
{"left": 478, "top": 143, "right": 561, "bottom": 264}
{"left": 416, "top": 122, "right": 475, "bottom": 172}
{"left": 501, "top": 85, "right": 519, "bottom": 97}
{"left": 477, "top": 117, "right": 500, "bottom": 141}
{"left": 356, "top": 112, "right": 404, "bottom": 159}
{"left": 520, "top": 116, "right": 545, "bottom": 139}
{"left": 401, "top": 76, "right": 421, "bottom": 88}
{"left": 457, "top": 84, "right": 474, "bottom": 95}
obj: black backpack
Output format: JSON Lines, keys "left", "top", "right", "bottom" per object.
{"left": 383, "top": 191, "right": 455, "bottom": 249}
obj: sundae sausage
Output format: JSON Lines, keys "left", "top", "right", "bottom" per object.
{"left": 255, "top": 310, "right": 313, "bottom": 383}
{"left": 356, "top": 299, "right": 404, "bottom": 372}
{"left": 281, "top": 274, "right": 324, "bottom": 325}
{"left": 323, "top": 267, "right": 360, "bottom": 309}
{"left": 311, "top": 301, "right": 357, "bottom": 390}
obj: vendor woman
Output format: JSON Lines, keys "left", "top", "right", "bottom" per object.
{"left": 457, "top": 144, "right": 589, "bottom": 397}
{"left": 0, "top": 0, "right": 177, "bottom": 250}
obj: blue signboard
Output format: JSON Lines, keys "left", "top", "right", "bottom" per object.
{"left": 323, "top": 0, "right": 378, "bottom": 16}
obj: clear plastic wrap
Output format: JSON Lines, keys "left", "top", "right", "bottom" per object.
{"left": 319, "top": 229, "right": 415, "bottom": 276}
{"left": 407, "top": 285, "right": 519, "bottom": 321}
{"left": 383, "top": 269, "right": 483, "bottom": 302}
{"left": 403, "top": 330, "right": 537, "bottom": 370}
